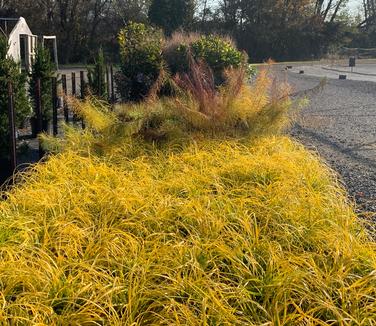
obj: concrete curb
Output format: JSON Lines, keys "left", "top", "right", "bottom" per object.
{"left": 321, "top": 66, "right": 376, "bottom": 77}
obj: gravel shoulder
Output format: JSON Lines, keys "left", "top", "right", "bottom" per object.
{"left": 284, "top": 70, "right": 376, "bottom": 219}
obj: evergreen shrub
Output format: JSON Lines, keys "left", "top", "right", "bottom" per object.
{"left": 0, "top": 35, "right": 30, "bottom": 164}
{"left": 115, "top": 26, "right": 255, "bottom": 102}
{"left": 29, "top": 45, "right": 55, "bottom": 128}
{"left": 165, "top": 34, "right": 252, "bottom": 84}
{"left": 116, "top": 22, "right": 164, "bottom": 102}
{"left": 88, "top": 48, "right": 107, "bottom": 99}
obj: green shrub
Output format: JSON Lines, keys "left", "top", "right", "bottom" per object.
{"left": 0, "top": 35, "right": 30, "bottom": 161}
{"left": 29, "top": 46, "right": 55, "bottom": 124}
{"left": 87, "top": 48, "right": 107, "bottom": 99}
{"left": 162, "top": 32, "right": 200, "bottom": 76}
{"left": 115, "top": 29, "right": 254, "bottom": 102}
{"left": 116, "top": 22, "right": 164, "bottom": 101}
{"left": 165, "top": 34, "right": 250, "bottom": 84}
{"left": 191, "top": 35, "right": 245, "bottom": 73}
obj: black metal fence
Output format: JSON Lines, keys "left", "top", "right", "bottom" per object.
{"left": 1, "top": 65, "right": 116, "bottom": 185}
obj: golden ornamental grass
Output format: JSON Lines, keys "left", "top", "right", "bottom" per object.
{"left": 1, "top": 137, "right": 375, "bottom": 324}
{"left": 0, "top": 65, "right": 375, "bottom": 324}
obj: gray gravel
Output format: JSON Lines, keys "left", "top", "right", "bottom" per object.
{"left": 283, "top": 70, "right": 376, "bottom": 219}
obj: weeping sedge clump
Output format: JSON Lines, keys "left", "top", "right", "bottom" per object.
{"left": 0, "top": 64, "right": 375, "bottom": 324}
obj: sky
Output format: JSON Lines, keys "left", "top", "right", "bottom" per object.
{"left": 206, "top": 1, "right": 361, "bottom": 12}
{"left": 348, "top": 0, "right": 360, "bottom": 12}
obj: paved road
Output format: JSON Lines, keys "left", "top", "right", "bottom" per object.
{"left": 284, "top": 69, "right": 376, "bottom": 220}
{"left": 290, "top": 64, "right": 376, "bottom": 82}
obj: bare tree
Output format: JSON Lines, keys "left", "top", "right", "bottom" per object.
{"left": 314, "top": 0, "right": 348, "bottom": 22}
{"left": 359, "top": 0, "right": 376, "bottom": 28}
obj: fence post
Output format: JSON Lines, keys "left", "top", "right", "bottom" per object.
{"left": 52, "top": 77, "right": 58, "bottom": 136}
{"left": 72, "top": 72, "right": 76, "bottom": 97}
{"left": 80, "top": 71, "right": 86, "bottom": 129}
{"left": 35, "top": 78, "right": 44, "bottom": 158}
{"left": 7, "top": 81, "right": 17, "bottom": 172}
{"left": 62, "top": 74, "right": 69, "bottom": 122}
{"left": 110, "top": 65, "right": 115, "bottom": 103}
{"left": 80, "top": 71, "right": 86, "bottom": 99}
{"left": 106, "top": 65, "right": 110, "bottom": 101}
{"left": 98, "top": 65, "right": 102, "bottom": 97}
{"left": 35, "top": 78, "right": 42, "bottom": 135}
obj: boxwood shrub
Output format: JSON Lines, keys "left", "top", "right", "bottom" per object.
{"left": 166, "top": 35, "right": 250, "bottom": 84}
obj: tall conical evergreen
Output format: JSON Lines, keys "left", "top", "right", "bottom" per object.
{"left": 88, "top": 48, "right": 107, "bottom": 99}
{"left": 29, "top": 45, "right": 55, "bottom": 123}
{"left": 0, "top": 35, "right": 30, "bottom": 163}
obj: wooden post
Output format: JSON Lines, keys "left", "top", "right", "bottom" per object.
{"left": 110, "top": 64, "right": 115, "bottom": 103}
{"left": 7, "top": 81, "right": 17, "bottom": 172}
{"left": 71, "top": 72, "right": 76, "bottom": 97}
{"left": 80, "top": 71, "right": 85, "bottom": 99}
{"left": 106, "top": 65, "right": 110, "bottom": 101}
{"left": 71, "top": 72, "right": 79, "bottom": 121}
{"left": 52, "top": 77, "right": 58, "bottom": 136}
{"left": 80, "top": 71, "right": 86, "bottom": 129}
{"left": 35, "top": 78, "right": 44, "bottom": 158}
{"left": 62, "top": 74, "right": 69, "bottom": 122}
{"left": 98, "top": 65, "right": 102, "bottom": 97}
{"left": 62, "top": 74, "right": 67, "bottom": 94}
{"left": 35, "top": 78, "right": 42, "bottom": 135}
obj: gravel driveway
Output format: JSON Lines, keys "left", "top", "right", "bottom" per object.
{"left": 284, "top": 70, "right": 376, "bottom": 220}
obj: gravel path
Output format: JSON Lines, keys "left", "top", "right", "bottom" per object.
{"left": 284, "top": 70, "right": 376, "bottom": 219}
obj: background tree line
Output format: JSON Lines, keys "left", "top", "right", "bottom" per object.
{"left": 0, "top": 0, "right": 372, "bottom": 63}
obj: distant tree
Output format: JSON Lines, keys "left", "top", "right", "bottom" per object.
{"left": 208, "top": 0, "right": 353, "bottom": 62}
{"left": 359, "top": 0, "right": 376, "bottom": 28}
{"left": 314, "top": 0, "right": 348, "bottom": 22}
{"left": 0, "top": 6, "right": 17, "bottom": 17}
{"left": 148, "top": 0, "right": 195, "bottom": 35}
{"left": 3, "top": 0, "right": 126, "bottom": 63}
{"left": 1, "top": 0, "right": 357, "bottom": 63}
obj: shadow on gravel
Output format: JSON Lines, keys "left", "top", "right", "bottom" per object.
{"left": 294, "top": 124, "right": 376, "bottom": 171}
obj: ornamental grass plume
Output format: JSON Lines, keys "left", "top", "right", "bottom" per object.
{"left": 171, "top": 59, "right": 291, "bottom": 135}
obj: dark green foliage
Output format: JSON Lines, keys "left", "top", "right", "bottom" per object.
{"left": 349, "top": 23, "right": 376, "bottom": 49}
{"left": 0, "top": 35, "right": 30, "bottom": 160}
{"left": 29, "top": 46, "right": 55, "bottom": 122}
{"left": 88, "top": 48, "right": 107, "bottom": 99}
{"left": 148, "top": 0, "right": 195, "bottom": 35}
{"left": 116, "top": 30, "right": 251, "bottom": 102}
{"left": 166, "top": 35, "right": 248, "bottom": 84}
{"left": 191, "top": 36, "right": 244, "bottom": 72}
{"left": 116, "top": 22, "right": 164, "bottom": 102}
